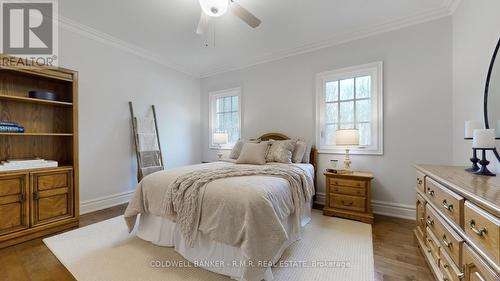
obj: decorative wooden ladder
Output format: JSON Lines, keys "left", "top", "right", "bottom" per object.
{"left": 129, "top": 102, "right": 164, "bottom": 181}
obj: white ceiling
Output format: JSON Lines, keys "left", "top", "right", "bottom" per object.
{"left": 59, "top": 0, "right": 459, "bottom": 77}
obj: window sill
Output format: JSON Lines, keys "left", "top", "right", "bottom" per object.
{"left": 318, "top": 149, "right": 383, "bottom": 156}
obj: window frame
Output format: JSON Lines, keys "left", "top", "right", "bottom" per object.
{"left": 208, "top": 87, "right": 242, "bottom": 150}
{"left": 315, "top": 62, "right": 383, "bottom": 155}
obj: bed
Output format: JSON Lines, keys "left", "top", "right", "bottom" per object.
{"left": 124, "top": 133, "right": 317, "bottom": 281}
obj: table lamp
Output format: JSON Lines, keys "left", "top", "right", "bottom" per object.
{"left": 213, "top": 132, "right": 228, "bottom": 160}
{"left": 336, "top": 129, "right": 360, "bottom": 173}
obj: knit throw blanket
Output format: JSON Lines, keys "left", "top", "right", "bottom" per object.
{"left": 161, "top": 164, "right": 314, "bottom": 247}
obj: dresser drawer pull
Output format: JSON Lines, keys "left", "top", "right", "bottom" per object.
{"left": 426, "top": 216, "right": 434, "bottom": 226}
{"left": 341, "top": 200, "right": 353, "bottom": 206}
{"left": 427, "top": 189, "right": 434, "bottom": 196}
{"left": 417, "top": 178, "right": 423, "bottom": 185}
{"left": 19, "top": 193, "right": 25, "bottom": 202}
{"left": 442, "top": 235, "right": 453, "bottom": 248}
{"left": 442, "top": 200, "right": 454, "bottom": 212}
{"left": 469, "top": 220, "right": 488, "bottom": 236}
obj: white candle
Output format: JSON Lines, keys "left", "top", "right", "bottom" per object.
{"left": 465, "top": 120, "right": 482, "bottom": 138}
{"left": 496, "top": 120, "right": 500, "bottom": 138}
{"left": 472, "top": 129, "right": 496, "bottom": 149}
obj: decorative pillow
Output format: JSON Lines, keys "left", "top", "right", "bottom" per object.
{"left": 292, "top": 140, "right": 307, "bottom": 163}
{"left": 236, "top": 143, "right": 269, "bottom": 165}
{"left": 229, "top": 139, "right": 260, "bottom": 160}
{"left": 266, "top": 140, "right": 296, "bottom": 164}
{"left": 302, "top": 142, "right": 312, "bottom": 163}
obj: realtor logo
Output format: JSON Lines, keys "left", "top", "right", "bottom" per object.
{"left": 0, "top": 0, "right": 58, "bottom": 66}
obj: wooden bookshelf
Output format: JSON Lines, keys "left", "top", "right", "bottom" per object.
{"left": 0, "top": 54, "right": 79, "bottom": 248}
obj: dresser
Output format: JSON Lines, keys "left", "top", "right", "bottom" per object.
{"left": 415, "top": 165, "right": 499, "bottom": 281}
{"left": 323, "top": 171, "right": 374, "bottom": 224}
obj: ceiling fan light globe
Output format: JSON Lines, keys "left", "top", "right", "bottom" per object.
{"left": 199, "top": 0, "right": 228, "bottom": 17}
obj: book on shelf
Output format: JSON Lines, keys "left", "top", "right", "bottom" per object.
{"left": 0, "top": 159, "right": 58, "bottom": 171}
{"left": 0, "top": 122, "right": 19, "bottom": 127}
{"left": 0, "top": 125, "right": 25, "bottom": 133}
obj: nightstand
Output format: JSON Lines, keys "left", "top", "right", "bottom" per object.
{"left": 323, "top": 171, "right": 374, "bottom": 224}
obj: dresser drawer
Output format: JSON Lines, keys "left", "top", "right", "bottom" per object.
{"left": 440, "top": 247, "right": 464, "bottom": 281}
{"left": 416, "top": 192, "right": 427, "bottom": 237}
{"left": 464, "top": 201, "right": 500, "bottom": 264}
{"left": 426, "top": 204, "right": 464, "bottom": 267}
{"left": 416, "top": 170, "right": 426, "bottom": 193}
{"left": 464, "top": 244, "right": 499, "bottom": 281}
{"left": 426, "top": 227, "right": 441, "bottom": 265}
{"left": 331, "top": 185, "right": 366, "bottom": 197}
{"left": 425, "top": 178, "right": 464, "bottom": 228}
{"left": 329, "top": 194, "right": 365, "bottom": 212}
{"left": 329, "top": 178, "right": 366, "bottom": 188}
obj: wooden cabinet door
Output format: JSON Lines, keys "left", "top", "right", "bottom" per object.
{"left": 30, "top": 168, "right": 73, "bottom": 226}
{"left": 0, "top": 173, "right": 29, "bottom": 235}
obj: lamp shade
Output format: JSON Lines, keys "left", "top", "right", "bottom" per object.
{"left": 472, "top": 129, "right": 495, "bottom": 149}
{"left": 199, "top": 0, "right": 228, "bottom": 17}
{"left": 464, "top": 120, "right": 482, "bottom": 138}
{"left": 213, "top": 132, "right": 228, "bottom": 145}
{"left": 336, "top": 129, "right": 360, "bottom": 146}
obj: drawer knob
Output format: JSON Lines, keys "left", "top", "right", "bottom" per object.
{"left": 442, "top": 200, "right": 454, "bottom": 212}
{"left": 417, "top": 178, "right": 423, "bottom": 185}
{"left": 442, "top": 235, "right": 453, "bottom": 248}
{"left": 426, "top": 216, "right": 434, "bottom": 226}
{"left": 341, "top": 200, "right": 353, "bottom": 206}
{"left": 427, "top": 189, "right": 434, "bottom": 196}
{"left": 469, "top": 220, "right": 488, "bottom": 237}
{"left": 33, "top": 192, "right": 40, "bottom": 200}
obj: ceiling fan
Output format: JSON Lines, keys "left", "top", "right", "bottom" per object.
{"left": 196, "top": 0, "right": 261, "bottom": 34}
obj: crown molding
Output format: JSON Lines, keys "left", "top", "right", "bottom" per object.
{"left": 200, "top": 6, "right": 454, "bottom": 78}
{"left": 58, "top": 16, "right": 198, "bottom": 77}
{"left": 444, "top": 0, "right": 462, "bottom": 13}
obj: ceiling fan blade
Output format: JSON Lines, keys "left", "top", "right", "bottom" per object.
{"left": 196, "top": 12, "right": 210, "bottom": 35}
{"left": 230, "top": 1, "right": 261, "bottom": 28}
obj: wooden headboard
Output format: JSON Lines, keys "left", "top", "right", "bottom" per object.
{"left": 257, "top": 133, "right": 318, "bottom": 173}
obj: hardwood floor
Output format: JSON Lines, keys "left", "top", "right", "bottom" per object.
{"left": 0, "top": 205, "right": 434, "bottom": 281}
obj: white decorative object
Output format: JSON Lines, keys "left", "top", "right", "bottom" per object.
{"left": 472, "top": 129, "right": 496, "bottom": 149}
{"left": 213, "top": 132, "right": 228, "bottom": 160}
{"left": 465, "top": 120, "right": 482, "bottom": 139}
{"left": 335, "top": 129, "right": 360, "bottom": 173}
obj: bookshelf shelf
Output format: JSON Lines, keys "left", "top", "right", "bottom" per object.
{"left": 0, "top": 132, "right": 73, "bottom": 136}
{"left": 0, "top": 94, "right": 72, "bottom": 106}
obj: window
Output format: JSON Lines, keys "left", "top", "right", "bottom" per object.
{"left": 316, "top": 62, "right": 383, "bottom": 154}
{"left": 209, "top": 88, "right": 242, "bottom": 149}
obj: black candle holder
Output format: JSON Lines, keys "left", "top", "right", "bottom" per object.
{"left": 465, "top": 148, "right": 480, "bottom": 172}
{"left": 473, "top": 148, "right": 496, "bottom": 177}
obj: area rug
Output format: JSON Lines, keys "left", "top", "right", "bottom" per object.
{"left": 43, "top": 210, "right": 374, "bottom": 281}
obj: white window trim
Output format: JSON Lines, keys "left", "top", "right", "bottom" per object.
{"left": 315, "top": 62, "right": 383, "bottom": 155}
{"left": 209, "top": 87, "right": 242, "bottom": 150}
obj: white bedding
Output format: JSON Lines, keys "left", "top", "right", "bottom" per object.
{"left": 127, "top": 161, "right": 315, "bottom": 281}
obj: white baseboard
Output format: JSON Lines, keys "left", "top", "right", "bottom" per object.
{"left": 80, "top": 190, "right": 134, "bottom": 215}
{"left": 315, "top": 193, "right": 415, "bottom": 220}
{"left": 371, "top": 200, "right": 415, "bottom": 220}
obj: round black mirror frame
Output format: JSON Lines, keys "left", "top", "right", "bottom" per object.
{"left": 484, "top": 37, "right": 500, "bottom": 162}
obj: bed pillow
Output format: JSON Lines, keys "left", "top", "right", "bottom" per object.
{"left": 236, "top": 142, "right": 269, "bottom": 165}
{"left": 302, "top": 142, "right": 312, "bottom": 163}
{"left": 266, "top": 140, "right": 296, "bottom": 164}
{"left": 229, "top": 139, "right": 260, "bottom": 159}
{"left": 292, "top": 140, "right": 307, "bottom": 163}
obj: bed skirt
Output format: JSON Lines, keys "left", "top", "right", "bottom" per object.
{"left": 136, "top": 201, "right": 312, "bottom": 281}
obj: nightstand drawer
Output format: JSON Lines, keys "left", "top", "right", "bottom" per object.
{"left": 330, "top": 185, "right": 366, "bottom": 197}
{"left": 330, "top": 194, "right": 365, "bottom": 212}
{"left": 329, "top": 178, "right": 366, "bottom": 188}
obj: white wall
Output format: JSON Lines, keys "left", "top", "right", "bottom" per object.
{"left": 200, "top": 18, "right": 454, "bottom": 218}
{"left": 58, "top": 28, "right": 201, "bottom": 213}
{"left": 452, "top": 0, "right": 500, "bottom": 173}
